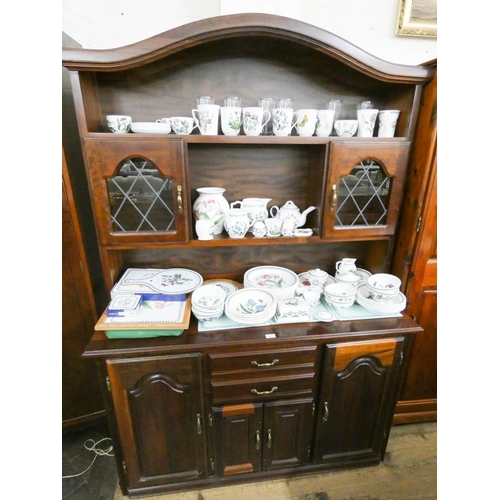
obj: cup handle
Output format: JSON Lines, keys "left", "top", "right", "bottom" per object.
{"left": 291, "top": 111, "right": 300, "bottom": 129}
{"left": 192, "top": 109, "right": 200, "bottom": 128}
{"left": 270, "top": 206, "right": 279, "bottom": 218}
{"left": 336, "top": 261, "right": 341, "bottom": 272}
{"left": 261, "top": 110, "right": 271, "bottom": 130}
{"left": 231, "top": 201, "right": 242, "bottom": 209}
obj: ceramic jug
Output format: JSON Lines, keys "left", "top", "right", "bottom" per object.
{"left": 269, "top": 200, "right": 316, "bottom": 228}
{"left": 230, "top": 198, "right": 272, "bottom": 226}
{"left": 336, "top": 258, "right": 357, "bottom": 275}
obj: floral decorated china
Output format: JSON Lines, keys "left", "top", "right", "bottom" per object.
{"left": 121, "top": 268, "right": 203, "bottom": 294}
{"left": 298, "top": 272, "right": 336, "bottom": 291}
{"left": 244, "top": 266, "right": 299, "bottom": 292}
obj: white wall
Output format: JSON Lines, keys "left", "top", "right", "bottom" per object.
{"left": 62, "top": 0, "right": 436, "bottom": 65}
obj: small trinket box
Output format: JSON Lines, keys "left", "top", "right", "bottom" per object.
{"left": 107, "top": 295, "right": 143, "bottom": 317}
{"left": 276, "top": 296, "right": 309, "bottom": 319}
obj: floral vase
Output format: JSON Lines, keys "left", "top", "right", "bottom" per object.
{"left": 192, "top": 187, "right": 229, "bottom": 235}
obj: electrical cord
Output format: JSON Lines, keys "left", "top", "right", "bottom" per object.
{"left": 62, "top": 437, "right": 114, "bottom": 479}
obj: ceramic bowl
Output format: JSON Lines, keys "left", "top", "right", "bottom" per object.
{"left": 366, "top": 273, "right": 401, "bottom": 302}
{"left": 334, "top": 120, "right": 358, "bottom": 137}
{"left": 130, "top": 122, "right": 171, "bottom": 134}
{"left": 191, "top": 284, "right": 226, "bottom": 311}
{"left": 192, "top": 308, "right": 224, "bottom": 322}
{"left": 324, "top": 283, "right": 356, "bottom": 308}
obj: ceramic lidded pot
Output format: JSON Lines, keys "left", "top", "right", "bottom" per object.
{"left": 192, "top": 187, "right": 229, "bottom": 235}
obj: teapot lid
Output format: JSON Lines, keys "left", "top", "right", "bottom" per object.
{"left": 282, "top": 200, "right": 299, "bottom": 209}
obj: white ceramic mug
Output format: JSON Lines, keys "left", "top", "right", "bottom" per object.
{"left": 106, "top": 115, "right": 131, "bottom": 133}
{"left": 272, "top": 108, "right": 299, "bottom": 136}
{"left": 264, "top": 217, "right": 282, "bottom": 237}
{"left": 192, "top": 104, "right": 220, "bottom": 135}
{"left": 223, "top": 209, "right": 250, "bottom": 238}
{"left": 221, "top": 106, "right": 242, "bottom": 136}
{"left": 155, "top": 117, "right": 171, "bottom": 133}
{"left": 281, "top": 219, "right": 297, "bottom": 237}
{"left": 242, "top": 107, "right": 271, "bottom": 136}
{"left": 293, "top": 109, "right": 318, "bottom": 137}
{"left": 357, "top": 108, "right": 379, "bottom": 137}
{"left": 171, "top": 117, "right": 198, "bottom": 135}
{"left": 377, "top": 110, "right": 400, "bottom": 137}
{"left": 195, "top": 219, "right": 214, "bottom": 240}
{"left": 315, "top": 109, "right": 334, "bottom": 137}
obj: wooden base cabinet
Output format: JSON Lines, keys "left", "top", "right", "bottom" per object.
{"left": 86, "top": 320, "right": 421, "bottom": 498}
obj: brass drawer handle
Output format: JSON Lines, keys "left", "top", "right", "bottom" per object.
{"left": 251, "top": 359, "right": 279, "bottom": 368}
{"left": 251, "top": 386, "right": 278, "bottom": 395}
{"left": 267, "top": 429, "right": 272, "bottom": 449}
{"left": 255, "top": 430, "right": 260, "bottom": 450}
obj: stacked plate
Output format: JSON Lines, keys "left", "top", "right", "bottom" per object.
{"left": 356, "top": 284, "right": 407, "bottom": 314}
{"left": 224, "top": 288, "right": 277, "bottom": 325}
{"left": 244, "top": 266, "right": 299, "bottom": 299}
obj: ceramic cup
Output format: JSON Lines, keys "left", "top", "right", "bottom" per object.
{"left": 281, "top": 219, "right": 297, "bottom": 237}
{"left": 357, "top": 108, "right": 379, "bottom": 137}
{"left": 221, "top": 106, "right": 242, "bottom": 136}
{"left": 223, "top": 208, "right": 250, "bottom": 238}
{"left": 334, "top": 120, "right": 358, "bottom": 137}
{"left": 315, "top": 109, "right": 335, "bottom": 137}
{"left": 195, "top": 219, "right": 214, "bottom": 240}
{"left": 264, "top": 217, "right": 282, "bottom": 237}
{"left": 308, "top": 268, "right": 328, "bottom": 288}
{"left": 106, "top": 115, "right": 132, "bottom": 133}
{"left": 155, "top": 118, "right": 171, "bottom": 133}
{"left": 293, "top": 109, "right": 318, "bottom": 137}
{"left": 377, "top": 110, "right": 400, "bottom": 138}
{"left": 251, "top": 220, "right": 267, "bottom": 237}
{"left": 192, "top": 104, "right": 220, "bottom": 135}
{"left": 242, "top": 107, "right": 271, "bottom": 136}
{"left": 272, "top": 108, "right": 299, "bottom": 136}
{"left": 171, "top": 117, "right": 198, "bottom": 135}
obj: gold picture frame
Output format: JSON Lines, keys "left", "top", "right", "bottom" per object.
{"left": 396, "top": 0, "right": 437, "bottom": 37}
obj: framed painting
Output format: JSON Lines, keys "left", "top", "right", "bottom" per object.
{"left": 396, "top": 0, "right": 437, "bottom": 37}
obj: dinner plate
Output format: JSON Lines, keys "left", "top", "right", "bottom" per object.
{"left": 244, "top": 266, "right": 299, "bottom": 292}
{"left": 202, "top": 279, "right": 242, "bottom": 297}
{"left": 225, "top": 288, "right": 277, "bottom": 318}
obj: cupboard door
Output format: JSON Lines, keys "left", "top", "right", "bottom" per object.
{"left": 213, "top": 403, "right": 263, "bottom": 476}
{"left": 261, "top": 398, "right": 314, "bottom": 470}
{"left": 322, "top": 142, "right": 410, "bottom": 240}
{"left": 106, "top": 353, "right": 206, "bottom": 491}
{"left": 313, "top": 338, "right": 404, "bottom": 464}
{"left": 84, "top": 137, "right": 189, "bottom": 245}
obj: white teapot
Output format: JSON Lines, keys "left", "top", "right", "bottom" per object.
{"left": 269, "top": 200, "right": 316, "bottom": 228}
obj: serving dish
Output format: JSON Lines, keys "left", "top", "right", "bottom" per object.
{"left": 131, "top": 122, "right": 171, "bottom": 134}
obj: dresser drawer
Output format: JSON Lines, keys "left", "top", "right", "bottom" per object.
{"left": 211, "top": 372, "right": 316, "bottom": 404}
{"left": 209, "top": 346, "right": 317, "bottom": 375}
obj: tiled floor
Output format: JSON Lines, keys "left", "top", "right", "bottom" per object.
{"left": 62, "top": 420, "right": 118, "bottom": 500}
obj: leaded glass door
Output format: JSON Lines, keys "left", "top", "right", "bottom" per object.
{"left": 322, "top": 142, "right": 410, "bottom": 240}
{"left": 84, "top": 137, "right": 189, "bottom": 245}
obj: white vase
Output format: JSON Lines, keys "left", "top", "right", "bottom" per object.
{"left": 192, "top": 187, "right": 229, "bottom": 235}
